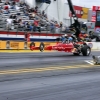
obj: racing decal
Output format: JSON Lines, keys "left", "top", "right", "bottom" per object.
{"left": 88, "top": 43, "right": 93, "bottom": 48}
{"left": 52, "top": 46, "right": 65, "bottom": 50}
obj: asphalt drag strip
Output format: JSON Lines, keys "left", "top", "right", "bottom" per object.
{"left": 0, "top": 51, "right": 100, "bottom": 82}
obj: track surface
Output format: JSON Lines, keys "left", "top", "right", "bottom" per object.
{"left": 1, "top": 71, "right": 100, "bottom": 100}
{"left": 0, "top": 51, "right": 100, "bottom": 100}
{"left": 0, "top": 51, "right": 99, "bottom": 70}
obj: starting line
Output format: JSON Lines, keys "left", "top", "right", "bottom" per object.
{"left": 85, "top": 60, "right": 94, "bottom": 65}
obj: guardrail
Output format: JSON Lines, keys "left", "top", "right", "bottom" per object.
{"left": 0, "top": 28, "right": 64, "bottom": 42}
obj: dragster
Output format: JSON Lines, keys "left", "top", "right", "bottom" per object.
{"left": 29, "top": 0, "right": 92, "bottom": 56}
{"left": 30, "top": 40, "right": 91, "bottom": 56}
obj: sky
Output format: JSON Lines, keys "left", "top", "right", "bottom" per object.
{"left": 72, "top": 0, "right": 100, "bottom": 8}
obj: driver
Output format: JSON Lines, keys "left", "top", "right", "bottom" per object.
{"left": 60, "top": 34, "right": 68, "bottom": 42}
{"left": 68, "top": 36, "right": 73, "bottom": 42}
{"left": 61, "top": 34, "right": 75, "bottom": 43}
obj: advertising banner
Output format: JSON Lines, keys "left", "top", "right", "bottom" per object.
{"left": 91, "top": 6, "right": 100, "bottom": 22}
{"left": 0, "top": 41, "right": 57, "bottom": 50}
{"left": 0, "top": 41, "right": 6, "bottom": 49}
{"left": 81, "top": 7, "right": 89, "bottom": 19}
{"left": 92, "top": 6, "right": 100, "bottom": 32}
{"left": 10, "top": 41, "right": 24, "bottom": 49}
{"left": 69, "top": 5, "right": 89, "bottom": 19}
{"left": 95, "top": 27, "right": 100, "bottom": 32}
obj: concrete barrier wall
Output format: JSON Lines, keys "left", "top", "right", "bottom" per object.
{"left": 0, "top": 40, "right": 100, "bottom": 50}
{"left": 86, "top": 42, "right": 100, "bottom": 50}
{"left": 0, "top": 41, "right": 56, "bottom": 50}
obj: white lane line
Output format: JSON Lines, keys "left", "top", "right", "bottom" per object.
{"left": 85, "top": 60, "right": 94, "bottom": 65}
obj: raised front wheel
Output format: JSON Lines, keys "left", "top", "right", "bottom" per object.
{"left": 39, "top": 42, "right": 45, "bottom": 52}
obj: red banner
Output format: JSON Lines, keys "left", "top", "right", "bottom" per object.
{"left": 91, "top": 6, "right": 100, "bottom": 22}
{"left": 69, "top": 5, "right": 89, "bottom": 19}
{"left": 69, "top": 6, "right": 82, "bottom": 18}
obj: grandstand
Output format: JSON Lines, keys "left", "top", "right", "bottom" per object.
{"left": 0, "top": 0, "right": 94, "bottom": 49}
{"left": 0, "top": 0, "right": 66, "bottom": 34}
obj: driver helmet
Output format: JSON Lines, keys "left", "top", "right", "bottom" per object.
{"left": 63, "top": 34, "right": 67, "bottom": 37}
{"left": 64, "top": 34, "right": 67, "bottom": 36}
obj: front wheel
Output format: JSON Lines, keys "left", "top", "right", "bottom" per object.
{"left": 30, "top": 42, "right": 35, "bottom": 51}
{"left": 39, "top": 42, "right": 45, "bottom": 52}
{"left": 81, "top": 45, "right": 91, "bottom": 56}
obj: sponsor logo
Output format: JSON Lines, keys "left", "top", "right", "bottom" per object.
{"left": 70, "top": 5, "right": 89, "bottom": 19}
{"left": 95, "top": 6, "right": 98, "bottom": 10}
{"left": 52, "top": 46, "right": 65, "bottom": 50}
{"left": 92, "top": 11, "right": 96, "bottom": 16}
{"left": 88, "top": 43, "right": 93, "bottom": 48}
{"left": 75, "top": 10, "right": 83, "bottom": 15}
{"left": 95, "top": 27, "right": 100, "bottom": 32}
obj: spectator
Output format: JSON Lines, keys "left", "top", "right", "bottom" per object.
{"left": 4, "top": 0, "right": 10, "bottom": 5}
{"left": 15, "top": 6, "right": 20, "bottom": 15}
{"left": 30, "top": 8, "right": 35, "bottom": 13}
{"left": 12, "top": 14, "right": 17, "bottom": 19}
{"left": 24, "top": 11, "right": 29, "bottom": 16}
{"left": 44, "top": 14, "right": 48, "bottom": 19}
{"left": 0, "top": 6, "right": 2, "bottom": 10}
{"left": 42, "top": 10, "right": 45, "bottom": 16}
{"left": 62, "top": 26, "right": 66, "bottom": 32}
{"left": 13, "top": 18, "right": 18, "bottom": 24}
{"left": 35, "top": 6, "right": 38, "bottom": 13}
{"left": 0, "top": 9, "right": 2, "bottom": 15}
{"left": 3, "top": 9, "right": 10, "bottom": 14}
{"left": 33, "top": 18, "right": 41, "bottom": 32}
{"left": 26, "top": 22, "right": 33, "bottom": 31}
{"left": 0, "top": 0, "right": 67, "bottom": 34}
{"left": 0, "top": 0, "right": 2, "bottom": 3}
{"left": 29, "top": 13, "right": 36, "bottom": 20}
{"left": 19, "top": 1, "right": 27, "bottom": 7}
{"left": 10, "top": 1, "right": 16, "bottom": 9}
{"left": 4, "top": 0, "right": 11, "bottom": 10}
{"left": 4, "top": 5, "right": 9, "bottom": 10}
{"left": 55, "top": 21, "right": 59, "bottom": 28}
{"left": 6, "top": 16, "right": 13, "bottom": 30}
{"left": 60, "top": 22, "right": 62, "bottom": 28}
{"left": 18, "top": 19, "right": 25, "bottom": 31}
{"left": 50, "top": 22, "right": 55, "bottom": 33}
{"left": 15, "top": 0, "right": 20, "bottom": 2}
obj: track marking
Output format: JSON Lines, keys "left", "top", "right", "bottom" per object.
{"left": 85, "top": 60, "right": 94, "bottom": 65}
{"left": 0, "top": 64, "right": 99, "bottom": 75}
{"left": 0, "top": 50, "right": 55, "bottom": 53}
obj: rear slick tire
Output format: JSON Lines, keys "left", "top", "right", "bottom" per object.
{"left": 81, "top": 45, "right": 91, "bottom": 56}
